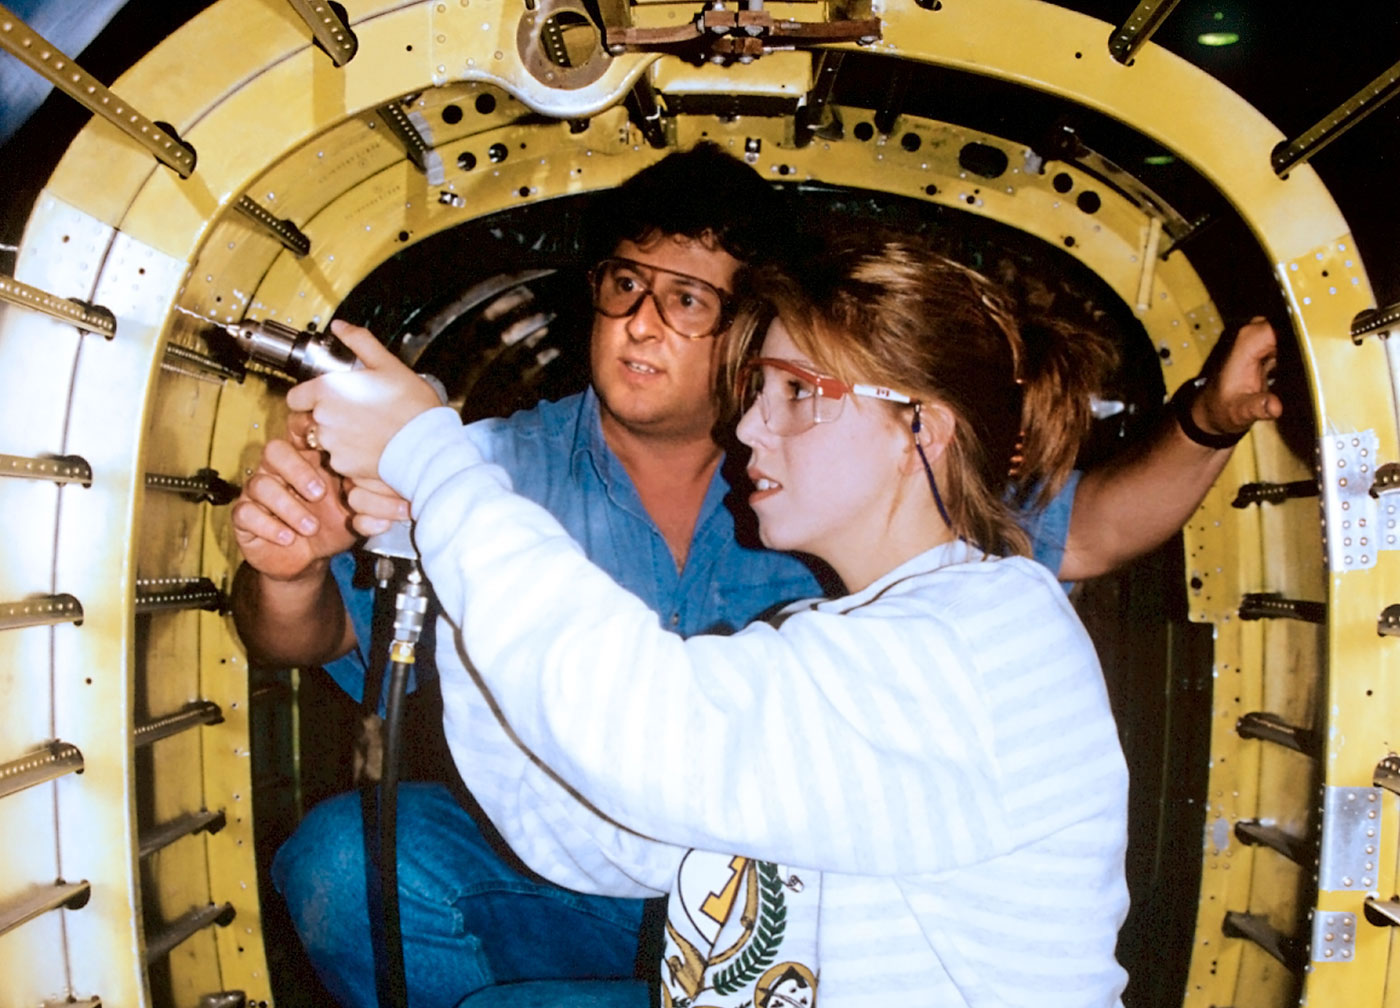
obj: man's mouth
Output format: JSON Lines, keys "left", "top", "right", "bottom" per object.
{"left": 623, "top": 360, "right": 660, "bottom": 375}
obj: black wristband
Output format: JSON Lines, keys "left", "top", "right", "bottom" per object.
{"left": 1171, "top": 376, "right": 1244, "bottom": 450}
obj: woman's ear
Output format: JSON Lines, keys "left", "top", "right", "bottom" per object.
{"left": 911, "top": 402, "right": 956, "bottom": 462}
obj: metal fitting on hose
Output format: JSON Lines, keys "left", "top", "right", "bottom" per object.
{"left": 392, "top": 566, "right": 429, "bottom": 650}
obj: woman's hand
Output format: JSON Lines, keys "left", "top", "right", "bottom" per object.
{"left": 286, "top": 320, "right": 442, "bottom": 482}
{"left": 287, "top": 409, "right": 411, "bottom": 534}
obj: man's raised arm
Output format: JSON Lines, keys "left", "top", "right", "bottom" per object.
{"left": 1059, "top": 317, "right": 1283, "bottom": 582}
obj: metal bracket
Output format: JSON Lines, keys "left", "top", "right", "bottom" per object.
{"left": 1107, "top": 0, "right": 1183, "bottom": 65}
{"left": 1235, "top": 711, "right": 1320, "bottom": 757}
{"left": 1234, "top": 820, "right": 1314, "bottom": 867}
{"left": 144, "top": 903, "right": 236, "bottom": 964}
{"left": 139, "top": 808, "right": 228, "bottom": 859}
{"left": 1319, "top": 786, "right": 1382, "bottom": 892}
{"left": 0, "top": 275, "right": 115, "bottom": 337}
{"left": 1369, "top": 461, "right": 1400, "bottom": 497}
{"left": 1, "top": 453, "right": 92, "bottom": 487}
{"left": 134, "top": 701, "right": 225, "bottom": 748}
{"left": 1232, "top": 480, "right": 1318, "bottom": 508}
{"left": 233, "top": 196, "right": 311, "bottom": 257}
{"left": 0, "top": 881, "right": 91, "bottom": 939}
{"left": 163, "top": 342, "right": 246, "bottom": 384}
{"left": 1272, "top": 59, "right": 1400, "bottom": 177}
{"left": 375, "top": 103, "right": 446, "bottom": 185}
{"left": 286, "top": 0, "right": 357, "bottom": 66}
{"left": 0, "top": 741, "right": 84, "bottom": 800}
{"left": 133, "top": 577, "right": 227, "bottom": 615}
{"left": 1374, "top": 754, "right": 1400, "bottom": 794}
{"left": 1238, "top": 593, "right": 1326, "bottom": 624}
{"left": 0, "top": 5, "right": 196, "bottom": 176}
{"left": 0, "top": 594, "right": 84, "bottom": 631}
{"left": 146, "top": 468, "right": 240, "bottom": 505}
{"left": 1352, "top": 301, "right": 1400, "bottom": 344}
{"left": 1364, "top": 897, "right": 1400, "bottom": 927}
{"left": 1222, "top": 911, "right": 1306, "bottom": 973}
{"left": 1311, "top": 911, "right": 1357, "bottom": 962}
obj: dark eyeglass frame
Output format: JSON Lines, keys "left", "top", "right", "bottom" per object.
{"left": 588, "top": 256, "right": 736, "bottom": 340}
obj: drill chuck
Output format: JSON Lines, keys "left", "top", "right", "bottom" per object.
{"left": 228, "top": 318, "right": 358, "bottom": 380}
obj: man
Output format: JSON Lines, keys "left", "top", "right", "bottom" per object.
{"left": 231, "top": 144, "right": 1280, "bottom": 1007}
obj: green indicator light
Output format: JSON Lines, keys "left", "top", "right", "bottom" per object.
{"left": 1144, "top": 154, "right": 1176, "bottom": 166}
{"left": 1197, "top": 31, "right": 1240, "bottom": 46}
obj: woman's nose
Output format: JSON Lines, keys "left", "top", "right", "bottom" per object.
{"left": 735, "top": 397, "right": 768, "bottom": 448}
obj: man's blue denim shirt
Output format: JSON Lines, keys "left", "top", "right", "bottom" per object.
{"left": 323, "top": 387, "right": 1078, "bottom": 701}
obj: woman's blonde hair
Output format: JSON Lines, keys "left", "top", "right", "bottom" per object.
{"left": 723, "top": 231, "right": 1116, "bottom": 558}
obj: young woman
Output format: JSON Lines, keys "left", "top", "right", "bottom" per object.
{"left": 291, "top": 233, "right": 1129, "bottom": 1008}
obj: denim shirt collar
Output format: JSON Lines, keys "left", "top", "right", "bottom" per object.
{"left": 570, "top": 385, "right": 611, "bottom": 488}
{"left": 570, "top": 385, "right": 730, "bottom": 548}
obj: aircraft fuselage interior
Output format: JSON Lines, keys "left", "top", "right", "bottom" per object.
{"left": 2, "top": 1, "right": 1399, "bottom": 1005}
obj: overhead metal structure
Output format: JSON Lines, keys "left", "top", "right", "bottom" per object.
{"left": 0, "top": 0, "right": 1396, "bottom": 1005}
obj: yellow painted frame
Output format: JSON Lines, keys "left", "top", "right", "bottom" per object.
{"left": 1, "top": 0, "right": 1393, "bottom": 1004}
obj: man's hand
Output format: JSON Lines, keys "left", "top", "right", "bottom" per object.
{"left": 231, "top": 436, "right": 357, "bottom": 582}
{"left": 1192, "top": 317, "right": 1283, "bottom": 437}
{"left": 1060, "top": 317, "right": 1285, "bottom": 581}
{"left": 286, "top": 320, "right": 441, "bottom": 483}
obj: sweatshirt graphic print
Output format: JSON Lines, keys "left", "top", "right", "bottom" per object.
{"left": 663, "top": 850, "right": 821, "bottom": 1007}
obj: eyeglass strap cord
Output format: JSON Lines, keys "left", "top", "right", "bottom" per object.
{"left": 911, "top": 405, "right": 954, "bottom": 530}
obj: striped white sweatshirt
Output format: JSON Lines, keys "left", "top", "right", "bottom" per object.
{"left": 381, "top": 407, "right": 1130, "bottom": 1008}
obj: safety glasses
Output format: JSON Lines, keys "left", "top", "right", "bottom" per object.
{"left": 735, "top": 357, "right": 913, "bottom": 436}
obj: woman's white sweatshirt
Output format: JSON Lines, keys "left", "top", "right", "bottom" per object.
{"left": 381, "top": 407, "right": 1130, "bottom": 1007}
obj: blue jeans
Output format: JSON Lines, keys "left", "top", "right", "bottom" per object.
{"left": 272, "top": 783, "right": 649, "bottom": 1008}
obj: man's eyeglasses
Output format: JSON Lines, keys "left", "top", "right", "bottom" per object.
{"left": 589, "top": 257, "right": 734, "bottom": 339}
{"left": 736, "top": 357, "right": 913, "bottom": 436}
